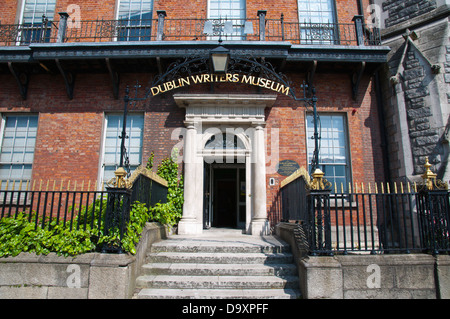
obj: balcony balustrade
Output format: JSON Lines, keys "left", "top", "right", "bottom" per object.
{"left": 0, "top": 11, "right": 381, "bottom": 47}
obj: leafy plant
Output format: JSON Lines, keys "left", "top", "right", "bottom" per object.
{"left": 0, "top": 212, "right": 95, "bottom": 258}
{"left": 146, "top": 151, "right": 155, "bottom": 171}
{"left": 0, "top": 200, "right": 151, "bottom": 257}
{"left": 121, "top": 202, "right": 151, "bottom": 254}
{"left": 151, "top": 149, "right": 184, "bottom": 228}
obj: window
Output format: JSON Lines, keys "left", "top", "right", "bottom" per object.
{"left": 306, "top": 114, "right": 350, "bottom": 191}
{"left": 117, "top": 0, "right": 153, "bottom": 41}
{"left": 0, "top": 115, "right": 38, "bottom": 190}
{"left": 207, "top": 0, "right": 247, "bottom": 40}
{"left": 22, "top": 0, "right": 56, "bottom": 24}
{"left": 20, "top": 0, "right": 55, "bottom": 44}
{"left": 101, "top": 114, "right": 144, "bottom": 186}
{"left": 205, "top": 133, "right": 245, "bottom": 150}
{"left": 297, "top": 0, "right": 338, "bottom": 44}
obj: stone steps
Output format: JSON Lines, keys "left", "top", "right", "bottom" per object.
{"left": 147, "top": 252, "right": 295, "bottom": 264}
{"left": 136, "top": 288, "right": 301, "bottom": 299}
{"left": 134, "top": 231, "right": 301, "bottom": 299}
{"left": 141, "top": 262, "right": 298, "bottom": 276}
{"left": 136, "top": 275, "right": 299, "bottom": 289}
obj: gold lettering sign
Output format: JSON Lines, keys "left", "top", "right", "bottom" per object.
{"left": 150, "top": 73, "right": 290, "bottom": 96}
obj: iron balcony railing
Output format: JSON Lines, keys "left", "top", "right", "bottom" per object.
{"left": 0, "top": 12, "right": 381, "bottom": 46}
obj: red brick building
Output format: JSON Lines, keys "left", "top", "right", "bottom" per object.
{"left": 0, "top": 0, "right": 389, "bottom": 235}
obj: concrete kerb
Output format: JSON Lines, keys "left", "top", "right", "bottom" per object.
{"left": 0, "top": 222, "right": 167, "bottom": 299}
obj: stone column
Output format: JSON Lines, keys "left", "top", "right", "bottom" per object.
{"left": 178, "top": 121, "right": 203, "bottom": 234}
{"left": 251, "top": 122, "right": 269, "bottom": 235}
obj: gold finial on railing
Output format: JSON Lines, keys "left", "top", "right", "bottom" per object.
{"left": 310, "top": 168, "right": 324, "bottom": 190}
{"left": 421, "top": 157, "right": 437, "bottom": 190}
{"left": 114, "top": 167, "right": 129, "bottom": 188}
{"left": 310, "top": 168, "right": 331, "bottom": 191}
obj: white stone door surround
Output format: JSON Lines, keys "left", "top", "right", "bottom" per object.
{"left": 174, "top": 94, "right": 277, "bottom": 236}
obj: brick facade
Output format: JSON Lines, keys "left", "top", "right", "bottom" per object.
{"left": 0, "top": 0, "right": 387, "bottom": 225}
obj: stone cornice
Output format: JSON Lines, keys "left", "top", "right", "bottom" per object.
{"left": 174, "top": 94, "right": 276, "bottom": 123}
{"left": 0, "top": 41, "right": 390, "bottom": 64}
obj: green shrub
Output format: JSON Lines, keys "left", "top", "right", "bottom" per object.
{"left": 0, "top": 212, "right": 95, "bottom": 258}
{"left": 149, "top": 150, "right": 184, "bottom": 229}
{"left": 0, "top": 201, "right": 150, "bottom": 257}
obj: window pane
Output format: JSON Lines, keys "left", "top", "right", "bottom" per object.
{"left": 307, "top": 114, "right": 350, "bottom": 191}
{"left": 23, "top": 0, "right": 56, "bottom": 23}
{"left": 335, "top": 165, "right": 346, "bottom": 177}
{"left": 118, "top": 0, "right": 153, "bottom": 20}
{"left": 298, "top": 0, "right": 335, "bottom": 23}
{"left": 118, "top": 0, "right": 153, "bottom": 40}
{"left": 0, "top": 116, "right": 38, "bottom": 183}
{"left": 208, "top": 0, "right": 246, "bottom": 40}
{"left": 298, "top": 0, "right": 337, "bottom": 44}
{"left": 102, "top": 114, "right": 144, "bottom": 182}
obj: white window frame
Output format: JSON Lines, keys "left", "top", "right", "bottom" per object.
{"left": 20, "top": 0, "right": 57, "bottom": 24}
{"left": 207, "top": 0, "right": 247, "bottom": 40}
{"left": 297, "top": 0, "right": 338, "bottom": 44}
{"left": 297, "top": 0, "right": 337, "bottom": 24}
{"left": 98, "top": 113, "right": 144, "bottom": 189}
{"left": 116, "top": 0, "right": 153, "bottom": 20}
{"left": 115, "top": 0, "right": 154, "bottom": 41}
{"left": 0, "top": 114, "right": 38, "bottom": 190}
{"left": 306, "top": 113, "right": 351, "bottom": 192}
{"left": 17, "top": 0, "right": 56, "bottom": 45}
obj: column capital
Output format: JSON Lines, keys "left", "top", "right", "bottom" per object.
{"left": 252, "top": 121, "right": 266, "bottom": 129}
{"left": 184, "top": 120, "right": 199, "bottom": 130}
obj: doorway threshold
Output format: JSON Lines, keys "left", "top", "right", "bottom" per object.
{"left": 201, "top": 227, "right": 246, "bottom": 237}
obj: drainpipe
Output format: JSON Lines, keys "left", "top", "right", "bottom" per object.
{"left": 357, "top": 0, "right": 364, "bottom": 16}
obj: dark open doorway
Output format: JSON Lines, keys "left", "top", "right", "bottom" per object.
{"left": 204, "top": 164, "right": 245, "bottom": 229}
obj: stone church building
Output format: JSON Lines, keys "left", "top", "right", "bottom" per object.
{"left": 376, "top": 0, "right": 449, "bottom": 185}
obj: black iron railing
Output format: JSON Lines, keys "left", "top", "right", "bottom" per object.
{"left": 273, "top": 180, "right": 450, "bottom": 256}
{"left": 0, "top": 187, "right": 108, "bottom": 231}
{"left": 0, "top": 172, "right": 168, "bottom": 253}
{"left": 0, "top": 12, "right": 381, "bottom": 46}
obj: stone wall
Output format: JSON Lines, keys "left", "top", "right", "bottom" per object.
{"left": 0, "top": 222, "right": 167, "bottom": 299}
{"left": 382, "top": 0, "right": 437, "bottom": 28}
{"left": 378, "top": 4, "right": 450, "bottom": 182}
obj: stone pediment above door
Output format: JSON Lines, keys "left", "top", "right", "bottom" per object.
{"left": 173, "top": 94, "right": 277, "bottom": 123}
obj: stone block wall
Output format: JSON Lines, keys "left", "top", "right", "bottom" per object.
{"left": 379, "top": 3, "right": 450, "bottom": 182}
{"left": 382, "top": 0, "right": 438, "bottom": 28}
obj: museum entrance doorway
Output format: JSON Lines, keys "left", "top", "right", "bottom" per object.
{"left": 204, "top": 163, "right": 246, "bottom": 230}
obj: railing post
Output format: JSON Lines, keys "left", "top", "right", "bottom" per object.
{"left": 103, "top": 167, "right": 132, "bottom": 253}
{"left": 281, "top": 13, "right": 285, "bottom": 41}
{"left": 156, "top": 10, "right": 167, "bottom": 41}
{"left": 57, "top": 12, "right": 69, "bottom": 43}
{"left": 416, "top": 157, "right": 450, "bottom": 254}
{"left": 306, "top": 168, "right": 333, "bottom": 255}
{"left": 257, "top": 10, "right": 267, "bottom": 41}
{"left": 307, "top": 188, "right": 332, "bottom": 255}
{"left": 352, "top": 15, "right": 365, "bottom": 46}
